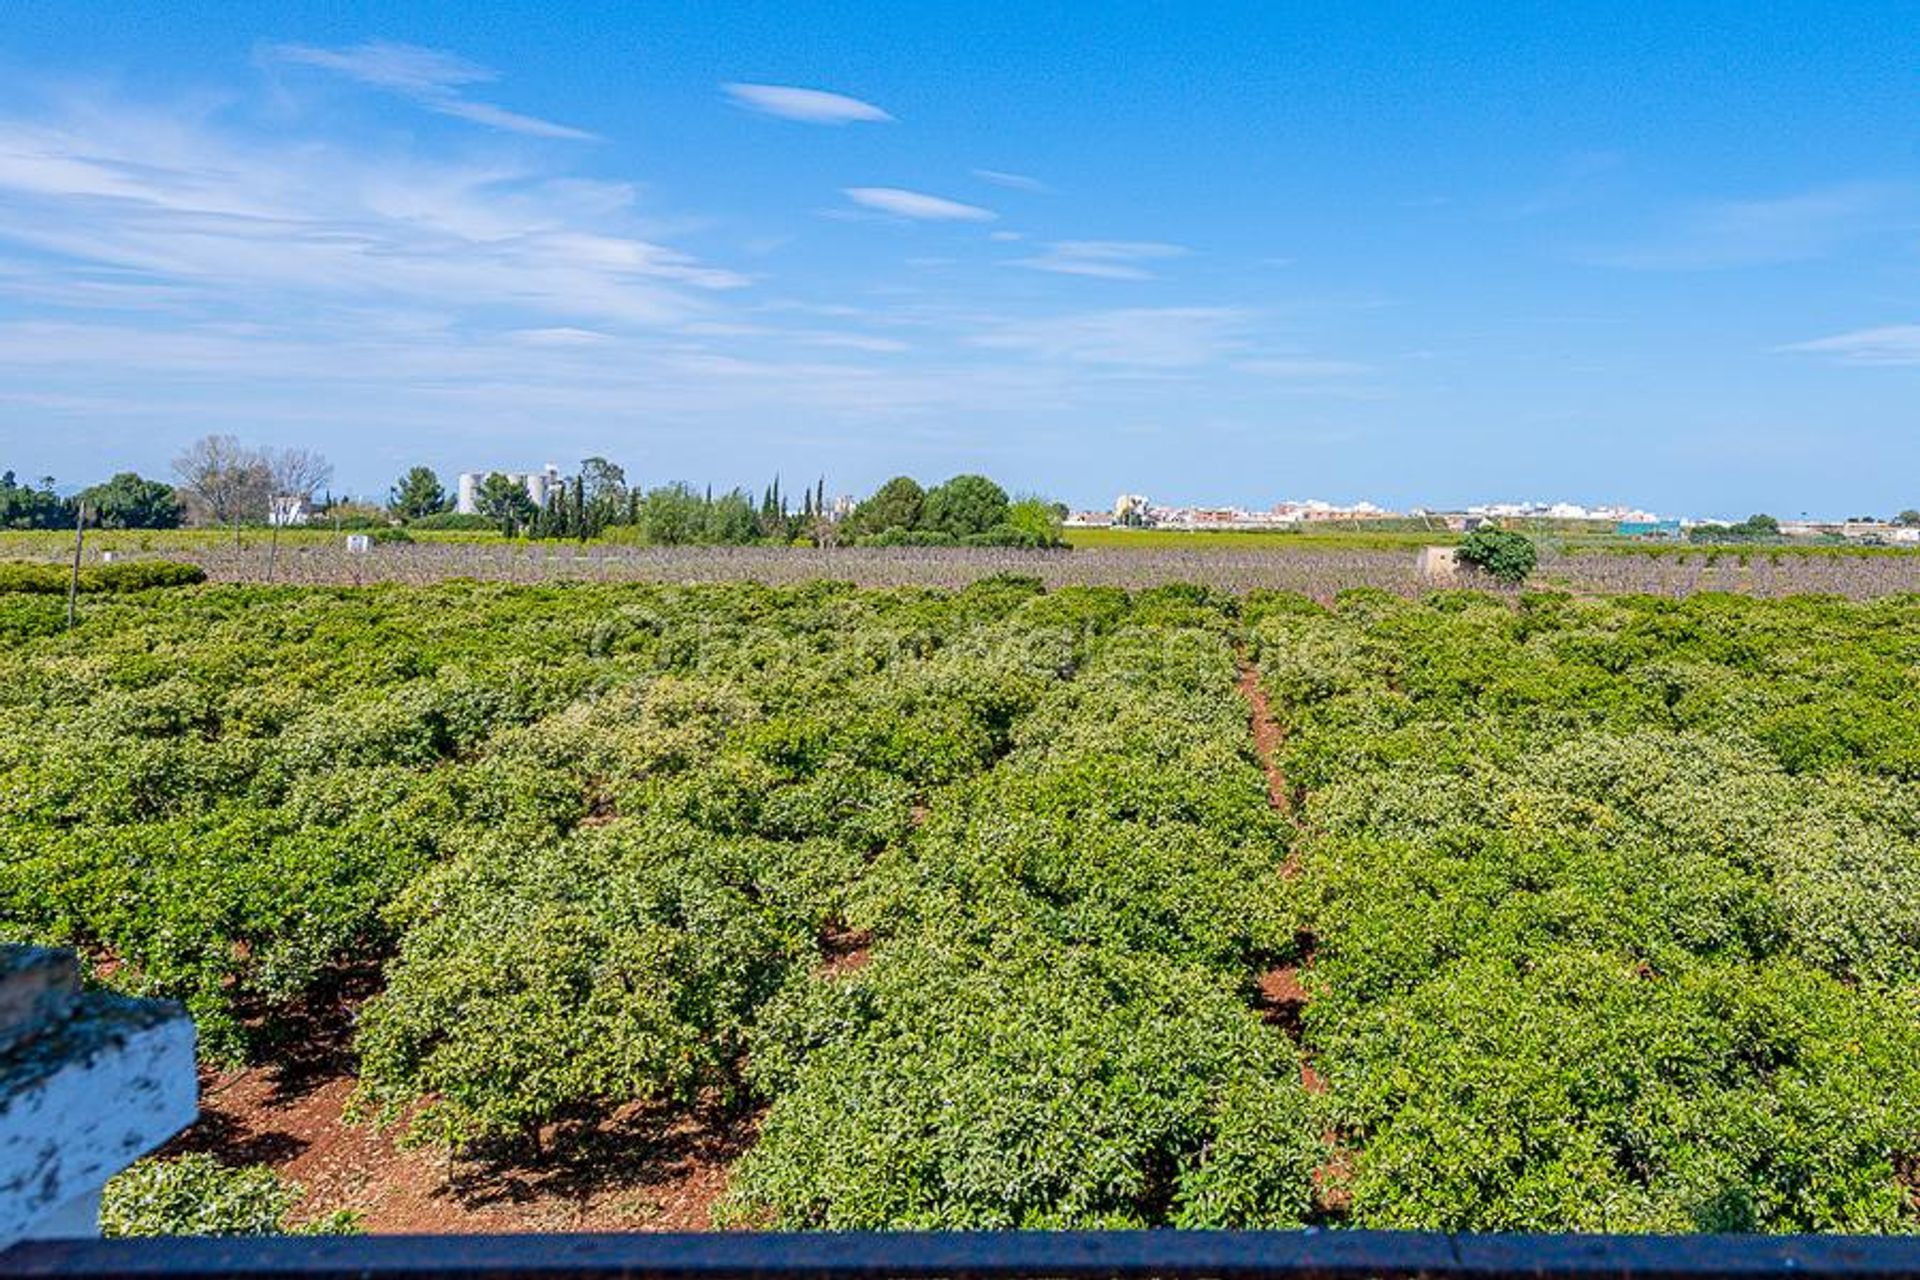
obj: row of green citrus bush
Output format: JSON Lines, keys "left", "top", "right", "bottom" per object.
{"left": 1249, "top": 588, "right": 1920, "bottom": 1233}
{"left": 0, "top": 559, "right": 206, "bottom": 593}
{"left": 717, "top": 586, "right": 1318, "bottom": 1228}
{"left": 1, "top": 577, "right": 1325, "bottom": 1229}
{"left": 0, "top": 577, "right": 1067, "bottom": 1061}
{"left": 352, "top": 578, "right": 1107, "bottom": 1151}
{"left": 9, "top": 579, "right": 1919, "bottom": 1233}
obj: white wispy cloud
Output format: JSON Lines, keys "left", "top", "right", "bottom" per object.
{"left": 971, "top": 307, "right": 1245, "bottom": 367}
{"left": 722, "top": 83, "right": 893, "bottom": 124}
{"left": 0, "top": 64, "right": 1377, "bottom": 481}
{"left": 1235, "top": 356, "right": 1373, "bottom": 378}
{"left": 684, "top": 319, "right": 909, "bottom": 352}
{"left": 508, "top": 327, "right": 616, "bottom": 347}
{"left": 267, "top": 40, "right": 595, "bottom": 140}
{"left": 843, "top": 187, "right": 996, "bottom": 221}
{"left": 1010, "top": 240, "right": 1188, "bottom": 280}
{"left": 0, "top": 98, "right": 737, "bottom": 327}
{"left": 973, "top": 169, "right": 1048, "bottom": 192}
{"left": 1586, "top": 181, "right": 1909, "bottom": 270}
{"left": 1777, "top": 325, "right": 1920, "bottom": 366}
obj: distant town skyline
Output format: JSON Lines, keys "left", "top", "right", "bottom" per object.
{"left": 1, "top": 3, "right": 1917, "bottom": 515}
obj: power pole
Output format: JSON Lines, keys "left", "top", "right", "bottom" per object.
{"left": 66, "top": 501, "right": 87, "bottom": 630}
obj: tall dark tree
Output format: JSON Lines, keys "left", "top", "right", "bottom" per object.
{"left": 849, "top": 476, "right": 925, "bottom": 535}
{"left": 921, "top": 474, "right": 1011, "bottom": 539}
{"left": 757, "top": 477, "right": 791, "bottom": 541}
{"left": 476, "top": 472, "right": 538, "bottom": 536}
{"left": 389, "top": 467, "right": 450, "bottom": 520}
{"left": 78, "top": 473, "right": 183, "bottom": 530}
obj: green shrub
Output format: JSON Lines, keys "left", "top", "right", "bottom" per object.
{"left": 406, "top": 511, "right": 496, "bottom": 531}
{"left": 1455, "top": 528, "right": 1538, "bottom": 584}
{"left": 722, "top": 939, "right": 1319, "bottom": 1229}
{"left": 101, "top": 1154, "right": 359, "bottom": 1237}
{"left": 0, "top": 560, "right": 206, "bottom": 594}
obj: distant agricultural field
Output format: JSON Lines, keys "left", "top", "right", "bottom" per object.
{"left": 1062, "top": 527, "right": 1458, "bottom": 551}
{"left": 1, "top": 578, "right": 1917, "bottom": 1233}
{"left": 6, "top": 527, "right": 1920, "bottom": 598}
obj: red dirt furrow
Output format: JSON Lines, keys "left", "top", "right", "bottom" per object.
{"left": 1234, "top": 664, "right": 1293, "bottom": 819}
{"left": 1235, "top": 654, "right": 1347, "bottom": 1215}
{"left": 819, "top": 926, "right": 874, "bottom": 978}
{"left": 1252, "top": 964, "right": 1325, "bottom": 1095}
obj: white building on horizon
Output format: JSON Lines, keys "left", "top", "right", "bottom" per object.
{"left": 456, "top": 465, "right": 564, "bottom": 515}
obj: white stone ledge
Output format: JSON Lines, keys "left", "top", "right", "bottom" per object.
{"left": 0, "top": 994, "right": 197, "bottom": 1247}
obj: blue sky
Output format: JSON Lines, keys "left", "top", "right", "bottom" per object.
{"left": 0, "top": 2, "right": 1916, "bottom": 517}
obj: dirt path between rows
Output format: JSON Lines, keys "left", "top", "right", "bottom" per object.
{"left": 1234, "top": 664, "right": 1294, "bottom": 819}
{"left": 1233, "top": 652, "right": 1348, "bottom": 1215}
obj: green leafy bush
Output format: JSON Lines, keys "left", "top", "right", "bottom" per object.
{"left": 1455, "top": 528, "right": 1538, "bottom": 584}
{"left": 101, "top": 1154, "right": 359, "bottom": 1237}
{"left": 0, "top": 560, "right": 206, "bottom": 594}
{"left": 405, "top": 511, "right": 496, "bottom": 531}
{"left": 11, "top": 580, "right": 1920, "bottom": 1234}
{"left": 722, "top": 939, "right": 1318, "bottom": 1229}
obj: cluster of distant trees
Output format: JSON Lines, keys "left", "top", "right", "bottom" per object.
{"left": 385, "top": 461, "right": 1066, "bottom": 549}
{"left": 3, "top": 435, "right": 340, "bottom": 534}
{"left": 1687, "top": 513, "right": 1783, "bottom": 543}
{"left": 387, "top": 460, "right": 850, "bottom": 545}
{"left": 1, "top": 471, "right": 184, "bottom": 531}
{"left": 1687, "top": 511, "right": 1920, "bottom": 545}
{"left": 842, "top": 475, "right": 1066, "bottom": 548}
{"left": 10, "top": 440, "right": 1066, "bottom": 550}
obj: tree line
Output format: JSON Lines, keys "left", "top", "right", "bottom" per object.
{"left": 5, "top": 437, "right": 1066, "bottom": 550}
{"left": 389, "top": 460, "right": 1065, "bottom": 548}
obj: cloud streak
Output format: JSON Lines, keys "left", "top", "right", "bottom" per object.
{"left": 0, "top": 98, "right": 737, "bottom": 327}
{"left": 1778, "top": 325, "right": 1920, "bottom": 366}
{"left": 1010, "top": 240, "right": 1188, "bottom": 280}
{"left": 973, "top": 169, "right": 1048, "bottom": 192}
{"left": 843, "top": 187, "right": 996, "bottom": 221}
{"left": 268, "top": 40, "right": 595, "bottom": 140}
{"left": 971, "top": 307, "right": 1245, "bottom": 367}
{"left": 1235, "top": 356, "right": 1373, "bottom": 378}
{"left": 1586, "top": 181, "right": 1909, "bottom": 270}
{"left": 722, "top": 83, "right": 893, "bottom": 124}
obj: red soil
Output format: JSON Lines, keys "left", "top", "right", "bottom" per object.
{"left": 171, "top": 1067, "right": 751, "bottom": 1234}
{"left": 165, "top": 978, "right": 747, "bottom": 1234}
{"left": 1235, "top": 665, "right": 1293, "bottom": 817}
{"left": 1236, "top": 658, "right": 1349, "bottom": 1216}
{"left": 1254, "top": 966, "right": 1325, "bottom": 1095}
{"left": 819, "top": 927, "right": 873, "bottom": 978}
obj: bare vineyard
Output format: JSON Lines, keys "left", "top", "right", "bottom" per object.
{"left": 50, "top": 540, "right": 1920, "bottom": 599}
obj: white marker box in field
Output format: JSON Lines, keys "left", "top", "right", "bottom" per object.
{"left": 345, "top": 534, "right": 373, "bottom": 554}
{"left": 1417, "top": 545, "right": 1460, "bottom": 584}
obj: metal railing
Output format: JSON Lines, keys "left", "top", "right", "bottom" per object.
{"left": 7, "top": 1231, "right": 1920, "bottom": 1280}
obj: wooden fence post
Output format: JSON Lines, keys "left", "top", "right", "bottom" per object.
{"left": 65, "top": 502, "right": 86, "bottom": 630}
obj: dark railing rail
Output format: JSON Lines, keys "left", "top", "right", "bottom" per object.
{"left": 7, "top": 1232, "right": 1920, "bottom": 1280}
